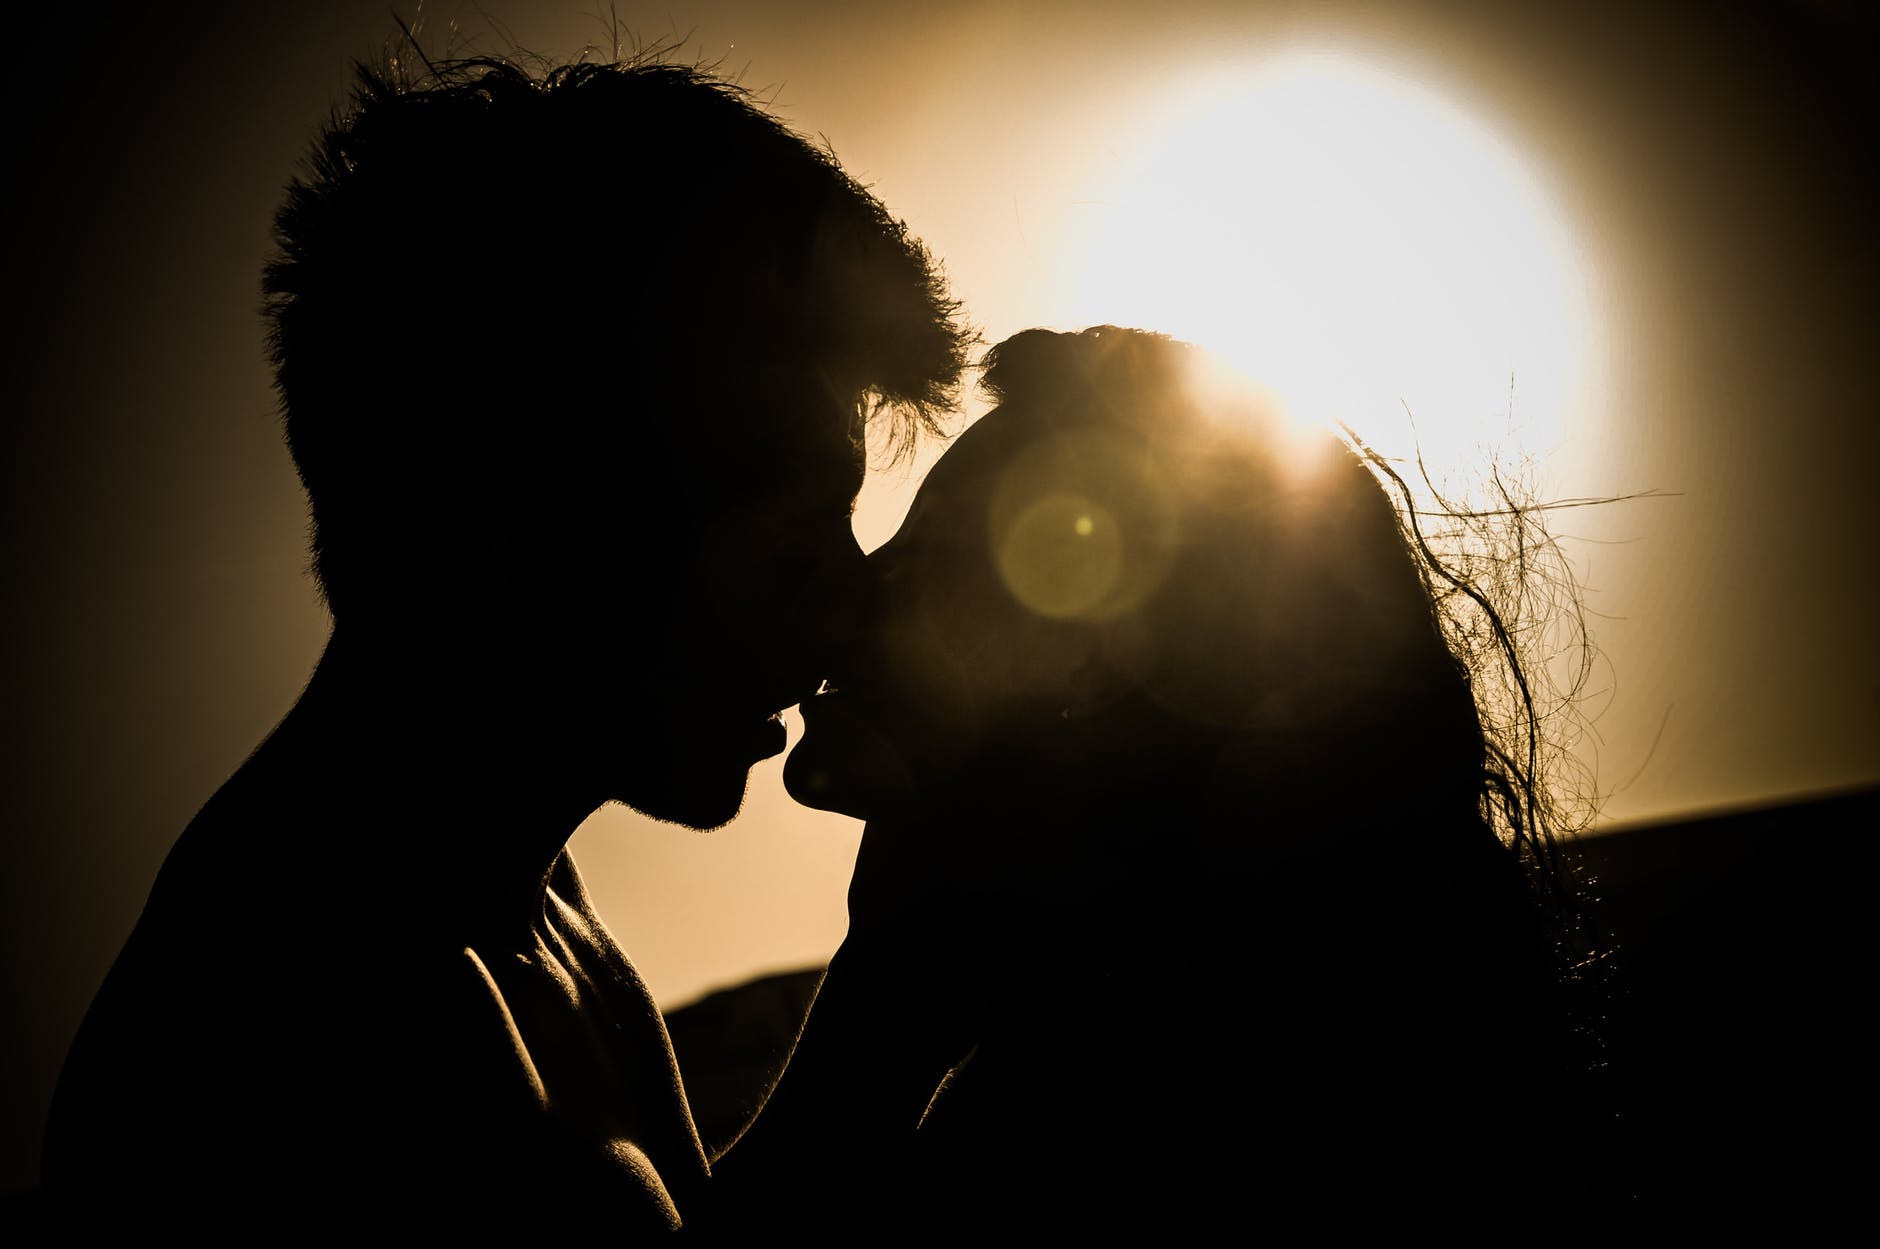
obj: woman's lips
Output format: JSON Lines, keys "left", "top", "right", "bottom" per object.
{"left": 801, "top": 679, "right": 858, "bottom": 713}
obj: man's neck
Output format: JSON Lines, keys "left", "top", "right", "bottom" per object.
{"left": 186, "top": 625, "right": 604, "bottom": 942}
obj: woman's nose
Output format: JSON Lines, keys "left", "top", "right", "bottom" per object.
{"left": 793, "top": 535, "right": 878, "bottom": 671}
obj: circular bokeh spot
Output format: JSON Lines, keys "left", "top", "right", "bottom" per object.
{"left": 996, "top": 493, "right": 1124, "bottom": 620}
{"left": 986, "top": 429, "right": 1182, "bottom": 623}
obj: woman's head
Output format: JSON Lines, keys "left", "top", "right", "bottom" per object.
{"left": 787, "top": 326, "right": 1485, "bottom": 829}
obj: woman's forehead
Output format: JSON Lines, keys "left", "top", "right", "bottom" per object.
{"left": 919, "top": 404, "right": 1030, "bottom": 490}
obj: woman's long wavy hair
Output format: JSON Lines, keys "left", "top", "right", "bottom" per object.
{"left": 1349, "top": 420, "right": 1614, "bottom": 1046}
{"left": 979, "top": 326, "right": 1610, "bottom": 1006}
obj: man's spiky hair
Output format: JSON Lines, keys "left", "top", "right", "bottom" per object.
{"left": 263, "top": 52, "right": 972, "bottom": 612}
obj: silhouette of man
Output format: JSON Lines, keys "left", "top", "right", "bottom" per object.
{"left": 41, "top": 55, "right": 967, "bottom": 1232}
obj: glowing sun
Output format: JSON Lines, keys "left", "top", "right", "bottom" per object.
{"left": 1060, "top": 51, "right": 1600, "bottom": 471}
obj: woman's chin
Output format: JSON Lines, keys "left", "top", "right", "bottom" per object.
{"left": 783, "top": 705, "right": 918, "bottom": 819}
{"left": 781, "top": 752, "right": 871, "bottom": 818}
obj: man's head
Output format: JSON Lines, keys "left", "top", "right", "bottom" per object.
{"left": 263, "top": 54, "right": 971, "bottom": 826}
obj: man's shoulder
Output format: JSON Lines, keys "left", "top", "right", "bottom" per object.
{"left": 44, "top": 917, "right": 676, "bottom": 1214}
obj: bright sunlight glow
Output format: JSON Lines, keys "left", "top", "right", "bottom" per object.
{"left": 1059, "top": 51, "right": 1600, "bottom": 472}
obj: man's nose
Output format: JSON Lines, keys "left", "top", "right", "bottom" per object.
{"left": 794, "top": 535, "right": 877, "bottom": 669}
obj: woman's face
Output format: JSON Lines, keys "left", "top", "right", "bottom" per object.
{"left": 784, "top": 403, "right": 1166, "bottom": 819}
{"left": 785, "top": 327, "right": 1458, "bottom": 835}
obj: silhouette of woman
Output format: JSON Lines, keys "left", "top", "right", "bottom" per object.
{"left": 785, "top": 326, "right": 1614, "bottom": 1233}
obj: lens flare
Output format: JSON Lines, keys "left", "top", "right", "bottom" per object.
{"left": 996, "top": 493, "right": 1122, "bottom": 619}
{"left": 987, "top": 429, "right": 1181, "bottom": 622}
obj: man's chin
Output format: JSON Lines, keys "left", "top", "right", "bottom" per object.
{"left": 603, "top": 714, "right": 787, "bottom": 829}
{"left": 611, "top": 756, "right": 755, "bottom": 830}
{"left": 619, "top": 781, "right": 750, "bottom": 831}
